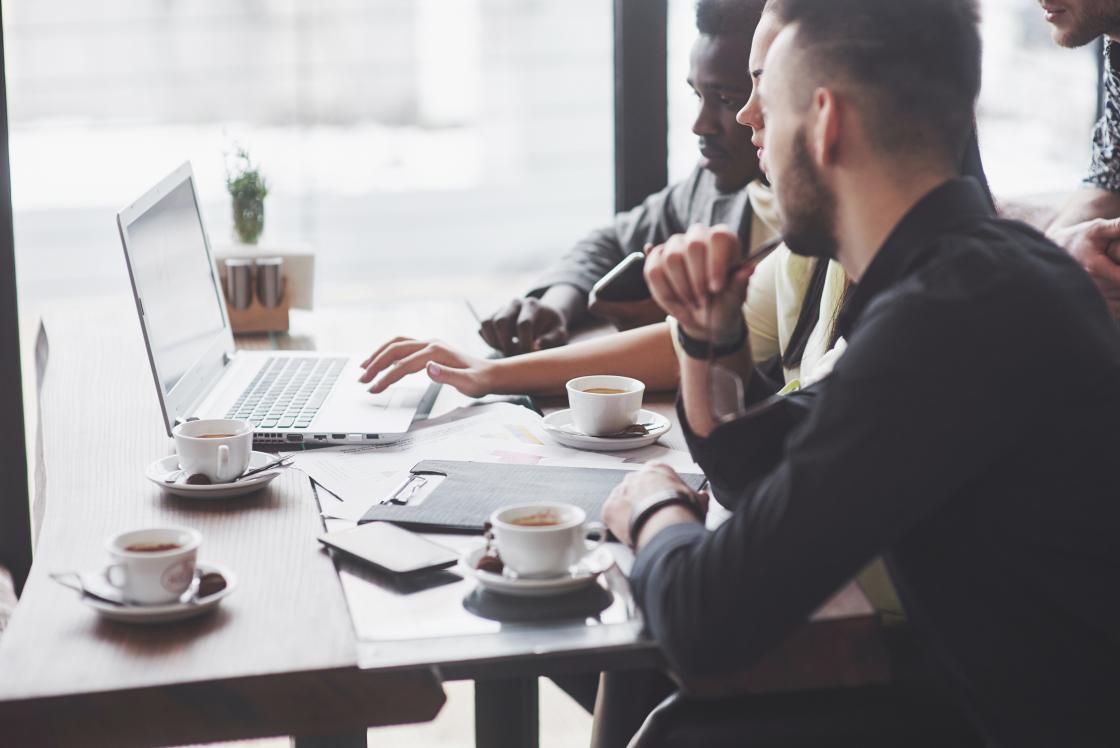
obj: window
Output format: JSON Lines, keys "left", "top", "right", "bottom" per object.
{"left": 666, "top": 0, "right": 1099, "bottom": 199}
{"left": 975, "top": 0, "right": 1098, "bottom": 197}
{"left": 4, "top": 0, "right": 615, "bottom": 318}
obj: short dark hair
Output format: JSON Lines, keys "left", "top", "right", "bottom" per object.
{"left": 696, "top": 0, "right": 766, "bottom": 37}
{"left": 772, "top": 0, "right": 981, "bottom": 163}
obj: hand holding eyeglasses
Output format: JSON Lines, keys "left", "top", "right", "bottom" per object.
{"left": 646, "top": 225, "right": 781, "bottom": 428}
{"left": 643, "top": 224, "right": 759, "bottom": 343}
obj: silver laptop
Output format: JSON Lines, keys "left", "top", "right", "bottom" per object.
{"left": 117, "top": 162, "right": 434, "bottom": 446}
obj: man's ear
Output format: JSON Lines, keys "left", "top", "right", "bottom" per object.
{"left": 809, "top": 87, "right": 841, "bottom": 168}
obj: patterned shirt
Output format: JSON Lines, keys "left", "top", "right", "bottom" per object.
{"left": 1085, "top": 40, "right": 1120, "bottom": 192}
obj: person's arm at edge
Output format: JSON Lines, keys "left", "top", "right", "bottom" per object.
{"left": 996, "top": 196, "right": 1063, "bottom": 232}
{"left": 1048, "top": 186, "right": 1120, "bottom": 232}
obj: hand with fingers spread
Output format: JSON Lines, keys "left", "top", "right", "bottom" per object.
{"left": 358, "top": 337, "right": 496, "bottom": 398}
{"left": 1047, "top": 218, "right": 1120, "bottom": 318}
{"left": 644, "top": 224, "right": 756, "bottom": 343}
{"left": 479, "top": 297, "right": 570, "bottom": 355}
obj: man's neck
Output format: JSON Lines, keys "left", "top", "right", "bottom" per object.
{"left": 833, "top": 167, "right": 955, "bottom": 283}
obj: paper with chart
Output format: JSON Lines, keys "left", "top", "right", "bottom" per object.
{"left": 284, "top": 402, "right": 702, "bottom": 521}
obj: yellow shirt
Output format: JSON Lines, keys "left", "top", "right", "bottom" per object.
{"left": 742, "top": 180, "right": 848, "bottom": 386}
{"left": 669, "top": 180, "right": 848, "bottom": 386}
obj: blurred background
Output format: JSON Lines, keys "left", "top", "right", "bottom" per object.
{"left": 4, "top": 0, "right": 1098, "bottom": 323}
{"left": 0, "top": 1, "right": 1100, "bottom": 745}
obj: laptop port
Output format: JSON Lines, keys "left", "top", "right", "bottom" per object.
{"left": 331, "top": 434, "right": 346, "bottom": 440}
{"left": 314, "top": 435, "right": 327, "bottom": 440}
{"left": 286, "top": 434, "right": 304, "bottom": 443}
{"left": 365, "top": 434, "right": 379, "bottom": 440}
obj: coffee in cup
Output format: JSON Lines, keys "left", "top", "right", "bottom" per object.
{"left": 565, "top": 375, "right": 645, "bottom": 437}
{"left": 125, "top": 542, "right": 183, "bottom": 553}
{"left": 510, "top": 510, "right": 564, "bottom": 527}
{"left": 490, "top": 503, "right": 606, "bottom": 578}
{"left": 105, "top": 527, "right": 201, "bottom": 605}
{"left": 172, "top": 418, "right": 253, "bottom": 483}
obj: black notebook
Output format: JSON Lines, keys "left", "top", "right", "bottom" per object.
{"left": 359, "top": 459, "right": 707, "bottom": 533}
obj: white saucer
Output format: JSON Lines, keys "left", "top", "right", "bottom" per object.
{"left": 78, "top": 563, "right": 236, "bottom": 624}
{"left": 542, "top": 409, "right": 671, "bottom": 452}
{"left": 146, "top": 452, "right": 282, "bottom": 499}
{"left": 458, "top": 546, "right": 615, "bottom": 597}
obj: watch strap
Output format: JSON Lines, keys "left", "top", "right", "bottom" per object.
{"left": 628, "top": 489, "right": 703, "bottom": 547}
{"left": 676, "top": 318, "right": 747, "bottom": 360}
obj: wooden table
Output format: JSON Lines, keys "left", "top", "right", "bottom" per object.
{"left": 0, "top": 299, "right": 890, "bottom": 748}
{"left": 0, "top": 300, "right": 445, "bottom": 747}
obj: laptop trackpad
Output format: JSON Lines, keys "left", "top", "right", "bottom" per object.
{"left": 315, "top": 375, "right": 429, "bottom": 435}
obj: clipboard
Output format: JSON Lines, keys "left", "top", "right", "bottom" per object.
{"left": 359, "top": 459, "right": 707, "bottom": 533}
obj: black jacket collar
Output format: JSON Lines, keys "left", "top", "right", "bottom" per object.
{"left": 836, "top": 177, "right": 995, "bottom": 338}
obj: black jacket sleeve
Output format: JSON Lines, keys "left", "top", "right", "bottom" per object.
{"left": 630, "top": 279, "right": 1039, "bottom": 678}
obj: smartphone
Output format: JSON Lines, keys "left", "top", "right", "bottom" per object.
{"left": 590, "top": 252, "right": 651, "bottom": 303}
{"left": 318, "top": 522, "right": 459, "bottom": 575}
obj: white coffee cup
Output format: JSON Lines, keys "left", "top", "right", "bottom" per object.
{"left": 105, "top": 527, "right": 201, "bottom": 605}
{"left": 566, "top": 375, "right": 645, "bottom": 437}
{"left": 490, "top": 503, "right": 607, "bottom": 579}
{"left": 172, "top": 418, "right": 253, "bottom": 483}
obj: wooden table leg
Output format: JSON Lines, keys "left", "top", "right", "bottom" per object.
{"left": 291, "top": 732, "right": 367, "bottom": 748}
{"left": 475, "top": 676, "right": 539, "bottom": 748}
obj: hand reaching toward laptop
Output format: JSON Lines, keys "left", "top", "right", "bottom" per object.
{"left": 359, "top": 338, "right": 497, "bottom": 398}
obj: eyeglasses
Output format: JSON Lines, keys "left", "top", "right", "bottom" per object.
{"left": 706, "top": 240, "right": 782, "bottom": 425}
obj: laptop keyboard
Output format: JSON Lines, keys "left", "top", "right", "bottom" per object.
{"left": 226, "top": 357, "right": 347, "bottom": 429}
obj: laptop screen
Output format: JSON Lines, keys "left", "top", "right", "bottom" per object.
{"left": 123, "top": 177, "right": 226, "bottom": 395}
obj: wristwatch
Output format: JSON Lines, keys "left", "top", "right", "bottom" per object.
{"left": 628, "top": 489, "right": 703, "bottom": 547}
{"left": 675, "top": 318, "right": 747, "bottom": 360}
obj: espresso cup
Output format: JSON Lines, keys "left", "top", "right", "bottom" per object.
{"left": 105, "top": 527, "right": 201, "bottom": 605}
{"left": 566, "top": 375, "right": 645, "bottom": 437}
{"left": 490, "top": 503, "right": 607, "bottom": 578}
{"left": 172, "top": 418, "right": 253, "bottom": 483}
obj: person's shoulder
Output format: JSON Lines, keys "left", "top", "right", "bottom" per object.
{"left": 859, "top": 217, "right": 1118, "bottom": 369}
{"left": 928, "top": 217, "right": 1087, "bottom": 298}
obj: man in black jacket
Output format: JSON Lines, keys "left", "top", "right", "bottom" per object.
{"left": 603, "top": 0, "right": 1120, "bottom": 744}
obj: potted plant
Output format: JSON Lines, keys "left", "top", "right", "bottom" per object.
{"left": 226, "top": 147, "right": 268, "bottom": 244}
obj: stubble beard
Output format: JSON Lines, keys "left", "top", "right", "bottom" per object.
{"left": 1051, "top": 2, "right": 1120, "bottom": 48}
{"left": 778, "top": 128, "right": 839, "bottom": 261}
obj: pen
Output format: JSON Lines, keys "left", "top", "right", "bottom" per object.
{"left": 466, "top": 300, "right": 483, "bottom": 326}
